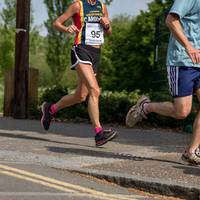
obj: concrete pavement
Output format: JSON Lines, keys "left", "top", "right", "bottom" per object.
{"left": 0, "top": 117, "right": 199, "bottom": 200}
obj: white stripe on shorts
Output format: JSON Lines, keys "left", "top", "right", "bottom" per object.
{"left": 71, "top": 46, "right": 92, "bottom": 69}
{"left": 167, "top": 66, "right": 179, "bottom": 96}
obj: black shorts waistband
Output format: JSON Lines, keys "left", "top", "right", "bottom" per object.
{"left": 75, "top": 44, "right": 101, "bottom": 54}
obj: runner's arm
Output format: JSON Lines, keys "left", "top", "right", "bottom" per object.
{"left": 166, "top": 13, "right": 200, "bottom": 64}
{"left": 53, "top": 2, "right": 80, "bottom": 34}
{"left": 100, "top": 4, "right": 112, "bottom": 35}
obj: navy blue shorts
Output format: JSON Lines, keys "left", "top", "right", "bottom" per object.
{"left": 167, "top": 66, "right": 200, "bottom": 97}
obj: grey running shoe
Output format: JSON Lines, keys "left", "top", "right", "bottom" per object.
{"left": 181, "top": 148, "right": 200, "bottom": 165}
{"left": 95, "top": 129, "right": 118, "bottom": 147}
{"left": 41, "top": 102, "right": 53, "bottom": 131}
{"left": 126, "top": 96, "right": 151, "bottom": 127}
{"left": 196, "top": 147, "right": 200, "bottom": 157}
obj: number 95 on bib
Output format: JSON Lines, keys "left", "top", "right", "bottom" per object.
{"left": 85, "top": 23, "right": 104, "bottom": 45}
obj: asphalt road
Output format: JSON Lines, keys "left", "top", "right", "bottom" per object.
{"left": 0, "top": 118, "right": 187, "bottom": 200}
{"left": 0, "top": 162, "right": 142, "bottom": 200}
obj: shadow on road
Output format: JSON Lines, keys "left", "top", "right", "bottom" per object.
{"left": 0, "top": 132, "right": 96, "bottom": 149}
{"left": 46, "top": 145, "right": 184, "bottom": 166}
{"left": 173, "top": 165, "right": 200, "bottom": 176}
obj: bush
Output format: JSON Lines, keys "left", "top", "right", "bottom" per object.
{"left": 39, "top": 85, "right": 89, "bottom": 121}
{"left": 39, "top": 85, "right": 69, "bottom": 103}
{"left": 38, "top": 87, "right": 141, "bottom": 124}
{"left": 37, "top": 86, "right": 198, "bottom": 128}
{"left": 99, "top": 90, "right": 140, "bottom": 123}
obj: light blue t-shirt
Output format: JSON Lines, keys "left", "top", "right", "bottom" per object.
{"left": 167, "top": 0, "right": 200, "bottom": 67}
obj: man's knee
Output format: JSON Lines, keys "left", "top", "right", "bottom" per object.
{"left": 175, "top": 109, "right": 190, "bottom": 119}
{"left": 173, "top": 98, "right": 192, "bottom": 119}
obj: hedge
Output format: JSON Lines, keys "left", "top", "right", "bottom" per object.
{"left": 35, "top": 85, "right": 197, "bottom": 128}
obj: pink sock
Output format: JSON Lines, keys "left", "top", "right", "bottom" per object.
{"left": 50, "top": 104, "right": 57, "bottom": 114}
{"left": 95, "top": 127, "right": 103, "bottom": 134}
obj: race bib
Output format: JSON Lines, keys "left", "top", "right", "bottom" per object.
{"left": 85, "top": 23, "right": 104, "bottom": 45}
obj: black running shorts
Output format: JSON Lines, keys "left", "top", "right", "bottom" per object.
{"left": 71, "top": 44, "right": 101, "bottom": 74}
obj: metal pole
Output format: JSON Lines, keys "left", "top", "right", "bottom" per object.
{"left": 13, "top": 0, "right": 30, "bottom": 119}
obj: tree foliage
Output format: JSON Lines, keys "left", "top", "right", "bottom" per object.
{"left": 100, "top": 0, "right": 173, "bottom": 93}
{"left": 0, "top": 0, "right": 42, "bottom": 76}
{"left": 0, "top": 0, "right": 16, "bottom": 28}
{"left": 44, "top": 0, "right": 74, "bottom": 85}
{"left": 104, "top": 0, "right": 113, "bottom": 5}
{"left": 0, "top": 0, "right": 16, "bottom": 75}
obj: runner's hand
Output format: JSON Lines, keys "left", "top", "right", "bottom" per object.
{"left": 186, "top": 47, "right": 200, "bottom": 64}
{"left": 100, "top": 17, "right": 110, "bottom": 30}
{"left": 67, "top": 25, "right": 79, "bottom": 34}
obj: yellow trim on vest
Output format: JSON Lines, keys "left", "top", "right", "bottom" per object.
{"left": 100, "top": 1, "right": 105, "bottom": 15}
{"left": 77, "top": 0, "right": 84, "bottom": 44}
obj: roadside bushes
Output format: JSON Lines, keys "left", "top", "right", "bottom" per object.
{"left": 39, "top": 85, "right": 88, "bottom": 121}
{"left": 39, "top": 86, "right": 141, "bottom": 123}
{"left": 99, "top": 90, "right": 140, "bottom": 123}
{"left": 38, "top": 85, "right": 197, "bottom": 128}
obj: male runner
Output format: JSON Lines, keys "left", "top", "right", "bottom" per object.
{"left": 41, "top": 0, "right": 117, "bottom": 147}
{"left": 126, "top": 0, "right": 200, "bottom": 165}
